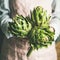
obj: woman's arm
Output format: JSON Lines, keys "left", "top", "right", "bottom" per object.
{"left": 0, "top": 0, "right": 13, "bottom": 39}
{"left": 50, "top": 0, "right": 60, "bottom": 40}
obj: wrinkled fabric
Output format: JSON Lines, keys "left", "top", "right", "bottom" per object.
{"left": 0, "top": 37, "right": 30, "bottom": 60}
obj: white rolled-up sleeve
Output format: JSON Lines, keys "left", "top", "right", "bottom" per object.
{"left": 0, "top": 0, "right": 13, "bottom": 39}
{"left": 50, "top": 0, "right": 60, "bottom": 41}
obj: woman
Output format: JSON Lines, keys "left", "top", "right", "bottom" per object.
{"left": 0, "top": 0, "right": 60, "bottom": 60}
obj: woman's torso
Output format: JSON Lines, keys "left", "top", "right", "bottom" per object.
{"left": 9, "top": 0, "right": 53, "bottom": 17}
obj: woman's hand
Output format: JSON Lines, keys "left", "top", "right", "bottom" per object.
{"left": 49, "top": 26, "right": 55, "bottom": 32}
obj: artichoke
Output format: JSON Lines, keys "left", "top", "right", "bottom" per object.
{"left": 27, "top": 26, "right": 54, "bottom": 56}
{"left": 30, "top": 6, "right": 50, "bottom": 27}
{"left": 9, "top": 15, "right": 32, "bottom": 38}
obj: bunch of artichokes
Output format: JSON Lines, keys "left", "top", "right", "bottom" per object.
{"left": 9, "top": 6, "right": 55, "bottom": 56}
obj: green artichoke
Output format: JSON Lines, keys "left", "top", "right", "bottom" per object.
{"left": 27, "top": 26, "right": 54, "bottom": 56}
{"left": 9, "top": 15, "right": 32, "bottom": 38}
{"left": 30, "top": 6, "right": 50, "bottom": 27}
